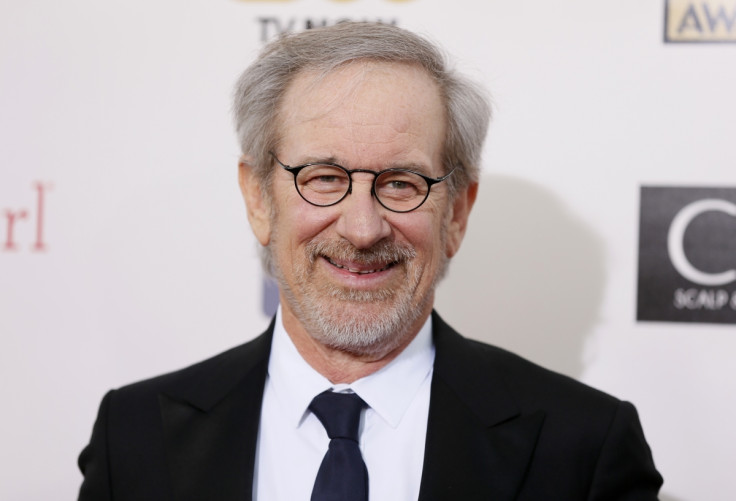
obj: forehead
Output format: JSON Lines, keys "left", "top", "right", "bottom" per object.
{"left": 276, "top": 61, "right": 446, "bottom": 168}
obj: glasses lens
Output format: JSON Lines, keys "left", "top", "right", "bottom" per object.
{"left": 296, "top": 164, "right": 350, "bottom": 206}
{"left": 375, "top": 170, "right": 429, "bottom": 212}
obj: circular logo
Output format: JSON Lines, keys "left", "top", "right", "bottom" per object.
{"left": 667, "top": 198, "right": 736, "bottom": 286}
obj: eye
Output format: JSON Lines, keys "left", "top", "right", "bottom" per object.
{"left": 375, "top": 171, "right": 427, "bottom": 201}
{"left": 296, "top": 165, "right": 350, "bottom": 203}
{"left": 388, "top": 180, "right": 411, "bottom": 190}
{"left": 314, "top": 174, "right": 341, "bottom": 184}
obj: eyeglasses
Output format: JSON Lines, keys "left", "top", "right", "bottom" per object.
{"left": 270, "top": 152, "right": 455, "bottom": 213}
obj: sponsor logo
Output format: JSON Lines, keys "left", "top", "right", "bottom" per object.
{"left": 234, "top": 0, "right": 408, "bottom": 42}
{"left": 2, "top": 182, "right": 52, "bottom": 253}
{"left": 637, "top": 186, "right": 736, "bottom": 324}
{"left": 665, "top": 0, "right": 736, "bottom": 43}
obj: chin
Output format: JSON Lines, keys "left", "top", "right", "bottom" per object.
{"left": 301, "top": 288, "right": 429, "bottom": 358}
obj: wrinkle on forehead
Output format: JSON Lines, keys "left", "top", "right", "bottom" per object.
{"left": 277, "top": 61, "right": 444, "bottom": 155}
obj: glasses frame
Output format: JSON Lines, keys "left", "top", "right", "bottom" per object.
{"left": 270, "top": 152, "right": 455, "bottom": 214}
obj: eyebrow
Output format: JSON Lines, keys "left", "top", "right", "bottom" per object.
{"left": 292, "top": 155, "right": 435, "bottom": 176}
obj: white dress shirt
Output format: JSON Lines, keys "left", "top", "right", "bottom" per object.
{"left": 254, "top": 306, "right": 435, "bottom": 501}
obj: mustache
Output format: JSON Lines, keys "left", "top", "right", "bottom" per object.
{"left": 306, "top": 238, "right": 416, "bottom": 265}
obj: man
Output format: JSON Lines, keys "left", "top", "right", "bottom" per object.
{"left": 78, "top": 22, "right": 662, "bottom": 500}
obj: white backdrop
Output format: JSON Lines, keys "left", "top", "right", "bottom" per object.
{"left": 1, "top": 1, "right": 734, "bottom": 500}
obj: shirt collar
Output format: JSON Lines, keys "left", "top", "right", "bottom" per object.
{"left": 268, "top": 305, "right": 435, "bottom": 429}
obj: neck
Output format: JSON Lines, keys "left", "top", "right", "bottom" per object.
{"left": 280, "top": 305, "right": 431, "bottom": 384}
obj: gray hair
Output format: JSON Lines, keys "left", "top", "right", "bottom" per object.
{"left": 232, "top": 21, "right": 491, "bottom": 197}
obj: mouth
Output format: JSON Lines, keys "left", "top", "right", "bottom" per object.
{"left": 306, "top": 238, "right": 416, "bottom": 281}
{"left": 325, "top": 256, "right": 397, "bottom": 275}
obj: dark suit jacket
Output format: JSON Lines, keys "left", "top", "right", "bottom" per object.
{"left": 78, "top": 312, "right": 662, "bottom": 500}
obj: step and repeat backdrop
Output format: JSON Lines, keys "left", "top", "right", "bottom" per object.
{"left": 1, "top": 1, "right": 734, "bottom": 500}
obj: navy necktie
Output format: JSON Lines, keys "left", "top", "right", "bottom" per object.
{"left": 309, "top": 390, "right": 369, "bottom": 501}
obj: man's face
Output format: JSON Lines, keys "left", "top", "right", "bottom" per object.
{"left": 242, "top": 61, "right": 474, "bottom": 358}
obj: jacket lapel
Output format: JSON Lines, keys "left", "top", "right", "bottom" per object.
{"left": 159, "top": 321, "right": 274, "bottom": 501}
{"left": 418, "top": 313, "right": 545, "bottom": 501}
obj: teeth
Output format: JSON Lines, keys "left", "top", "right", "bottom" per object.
{"left": 328, "top": 258, "right": 391, "bottom": 274}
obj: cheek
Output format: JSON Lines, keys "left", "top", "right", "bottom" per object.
{"left": 275, "top": 201, "right": 339, "bottom": 257}
{"left": 295, "top": 208, "right": 338, "bottom": 241}
{"left": 390, "top": 213, "right": 445, "bottom": 263}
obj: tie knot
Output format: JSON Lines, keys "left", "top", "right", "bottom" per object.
{"left": 309, "top": 391, "right": 365, "bottom": 442}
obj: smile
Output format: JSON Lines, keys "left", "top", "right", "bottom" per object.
{"left": 325, "top": 256, "right": 395, "bottom": 274}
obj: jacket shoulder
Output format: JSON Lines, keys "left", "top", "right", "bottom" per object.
{"left": 432, "top": 311, "right": 621, "bottom": 420}
{"left": 110, "top": 327, "right": 272, "bottom": 410}
{"left": 467, "top": 336, "right": 619, "bottom": 408}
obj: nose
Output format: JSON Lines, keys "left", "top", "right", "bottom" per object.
{"left": 334, "top": 176, "right": 392, "bottom": 249}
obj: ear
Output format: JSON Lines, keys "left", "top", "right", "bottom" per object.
{"left": 238, "top": 155, "right": 271, "bottom": 246}
{"left": 445, "top": 182, "right": 478, "bottom": 258}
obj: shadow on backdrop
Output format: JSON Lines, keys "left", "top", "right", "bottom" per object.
{"left": 659, "top": 494, "right": 687, "bottom": 501}
{"left": 436, "top": 174, "right": 606, "bottom": 380}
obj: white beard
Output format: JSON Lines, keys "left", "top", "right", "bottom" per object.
{"left": 271, "top": 235, "right": 448, "bottom": 357}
